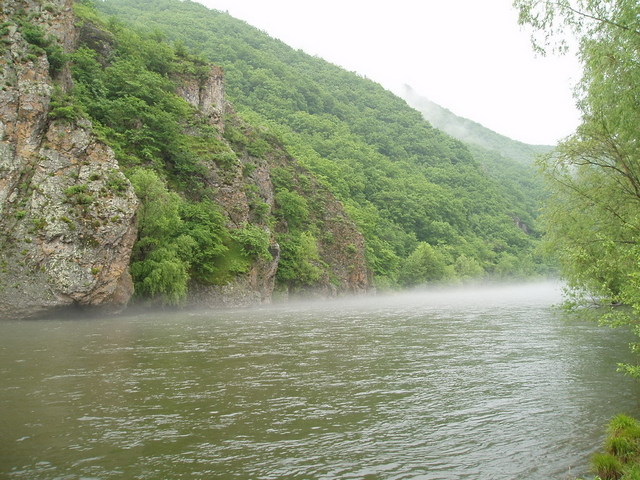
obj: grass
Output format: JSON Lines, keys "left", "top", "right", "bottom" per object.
{"left": 585, "top": 415, "right": 640, "bottom": 480}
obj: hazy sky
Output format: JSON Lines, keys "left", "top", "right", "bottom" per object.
{"left": 194, "top": 0, "right": 582, "bottom": 145}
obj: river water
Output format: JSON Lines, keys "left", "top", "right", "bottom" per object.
{"left": 2, "top": 281, "right": 640, "bottom": 479}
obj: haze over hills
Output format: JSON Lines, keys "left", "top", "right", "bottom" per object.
{"left": 401, "top": 85, "right": 554, "bottom": 165}
{"left": 400, "top": 85, "right": 551, "bottom": 232}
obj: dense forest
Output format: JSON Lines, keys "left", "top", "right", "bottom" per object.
{"left": 4, "top": 0, "right": 640, "bottom": 475}
{"left": 84, "top": 0, "right": 551, "bottom": 290}
{"left": 1, "top": 0, "right": 553, "bottom": 308}
{"left": 402, "top": 85, "right": 552, "bottom": 238}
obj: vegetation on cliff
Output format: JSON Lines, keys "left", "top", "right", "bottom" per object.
{"left": 0, "top": 0, "right": 554, "bottom": 315}
{"left": 64, "top": 1, "right": 369, "bottom": 304}
{"left": 0, "top": 0, "right": 139, "bottom": 317}
{"left": 93, "top": 0, "right": 551, "bottom": 288}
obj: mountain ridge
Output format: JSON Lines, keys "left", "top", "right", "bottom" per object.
{"left": 401, "top": 84, "right": 553, "bottom": 165}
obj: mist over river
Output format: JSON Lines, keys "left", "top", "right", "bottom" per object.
{"left": 2, "top": 281, "right": 640, "bottom": 479}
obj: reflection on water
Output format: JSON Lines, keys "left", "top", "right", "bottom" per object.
{"left": 1, "top": 281, "right": 639, "bottom": 479}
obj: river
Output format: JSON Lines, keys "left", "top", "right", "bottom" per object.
{"left": 1, "top": 281, "right": 639, "bottom": 479}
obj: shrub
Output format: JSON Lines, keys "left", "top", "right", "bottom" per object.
{"left": 180, "top": 200, "right": 230, "bottom": 284}
{"left": 276, "top": 231, "right": 323, "bottom": 287}
{"left": 398, "top": 242, "right": 450, "bottom": 286}
{"left": 106, "top": 172, "right": 129, "bottom": 194}
{"left": 129, "top": 168, "right": 190, "bottom": 304}
{"left": 19, "top": 20, "right": 66, "bottom": 74}
{"left": 592, "top": 453, "right": 623, "bottom": 480}
{"left": 64, "top": 184, "right": 94, "bottom": 205}
{"left": 275, "top": 188, "right": 309, "bottom": 229}
{"left": 230, "top": 224, "right": 271, "bottom": 261}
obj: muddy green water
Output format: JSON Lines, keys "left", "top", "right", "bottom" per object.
{"left": 2, "top": 282, "right": 640, "bottom": 479}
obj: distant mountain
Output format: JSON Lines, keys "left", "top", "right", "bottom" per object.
{"left": 401, "top": 85, "right": 553, "bottom": 165}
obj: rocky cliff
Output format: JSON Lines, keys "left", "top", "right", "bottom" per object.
{"left": 0, "top": 0, "right": 370, "bottom": 318}
{"left": 175, "top": 65, "right": 225, "bottom": 130}
{"left": 0, "top": 0, "right": 138, "bottom": 319}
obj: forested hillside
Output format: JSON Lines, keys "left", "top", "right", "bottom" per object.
{"left": 95, "top": 0, "right": 550, "bottom": 287}
{"left": 401, "top": 86, "right": 551, "bottom": 240}
{"left": 0, "top": 0, "right": 375, "bottom": 316}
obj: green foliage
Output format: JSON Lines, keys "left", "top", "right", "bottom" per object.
{"left": 179, "top": 200, "right": 230, "bottom": 284}
{"left": 588, "top": 415, "right": 640, "bottom": 480}
{"left": 516, "top": 0, "right": 640, "bottom": 371}
{"left": 230, "top": 224, "right": 272, "bottom": 261}
{"left": 398, "top": 242, "right": 452, "bottom": 287}
{"left": 593, "top": 453, "right": 624, "bottom": 480}
{"left": 68, "top": 37, "right": 199, "bottom": 190}
{"left": 128, "top": 169, "right": 236, "bottom": 302}
{"left": 63, "top": 184, "right": 93, "bottom": 205}
{"left": 276, "top": 231, "right": 323, "bottom": 287}
{"left": 95, "top": 0, "right": 548, "bottom": 285}
{"left": 105, "top": 171, "right": 129, "bottom": 194}
{"left": 17, "top": 18, "right": 66, "bottom": 74}
{"left": 454, "top": 254, "right": 485, "bottom": 280}
{"left": 58, "top": 7, "right": 301, "bottom": 301}
{"left": 274, "top": 188, "right": 309, "bottom": 230}
{"left": 49, "top": 86, "right": 83, "bottom": 122}
{"left": 129, "top": 168, "right": 189, "bottom": 304}
{"left": 514, "top": 4, "right": 640, "bottom": 472}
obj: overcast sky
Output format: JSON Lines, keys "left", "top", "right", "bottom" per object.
{"left": 194, "top": 0, "right": 582, "bottom": 145}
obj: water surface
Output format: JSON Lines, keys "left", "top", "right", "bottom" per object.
{"left": 2, "top": 282, "right": 639, "bottom": 479}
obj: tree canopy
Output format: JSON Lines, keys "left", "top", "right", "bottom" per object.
{"left": 515, "top": 0, "right": 640, "bottom": 372}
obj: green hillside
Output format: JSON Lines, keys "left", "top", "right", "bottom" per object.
{"left": 91, "top": 0, "right": 551, "bottom": 286}
{"left": 401, "top": 86, "right": 550, "bottom": 236}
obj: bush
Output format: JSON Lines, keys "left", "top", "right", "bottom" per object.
{"left": 276, "top": 231, "right": 323, "bottom": 287}
{"left": 129, "top": 168, "right": 190, "bottom": 304}
{"left": 275, "top": 188, "right": 309, "bottom": 230}
{"left": 130, "top": 247, "right": 190, "bottom": 305}
{"left": 592, "top": 453, "right": 623, "bottom": 480}
{"left": 19, "top": 20, "right": 66, "bottom": 74}
{"left": 398, "top": 242, "right": 450, "bottom": 287}
{"left": 230, "top": 224, "right": 271, "bottom": 261}
{"left": 180, "top": 200, "right": 230, "bottom": 284}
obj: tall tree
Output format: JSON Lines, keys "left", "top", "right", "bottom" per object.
{"left": 514, "top": 0, "right": 640, "bottom": 372}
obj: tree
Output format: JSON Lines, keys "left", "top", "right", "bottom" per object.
{"left": 398, "top": 242, "right": 451, "bottom": 287}
{"left": 514, "top": 0, "right": 640, "bottom": 372}
{"left": 128, "top": 168, "right": 192, "bottom": 304}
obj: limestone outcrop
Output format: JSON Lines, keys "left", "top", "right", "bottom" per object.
{"left": 175, "top": 66, "right": 225, "bottom": 129}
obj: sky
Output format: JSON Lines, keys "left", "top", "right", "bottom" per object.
{"left": 193, "top": 0, "right": 582, "bottom": 145}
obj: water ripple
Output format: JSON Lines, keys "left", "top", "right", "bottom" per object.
{"left": 2, "top": 282, "right": 640, "bottom": 479}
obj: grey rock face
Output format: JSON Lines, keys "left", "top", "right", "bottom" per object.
{"left": 0, "top": 0, "right": 138, "bottom": 319}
